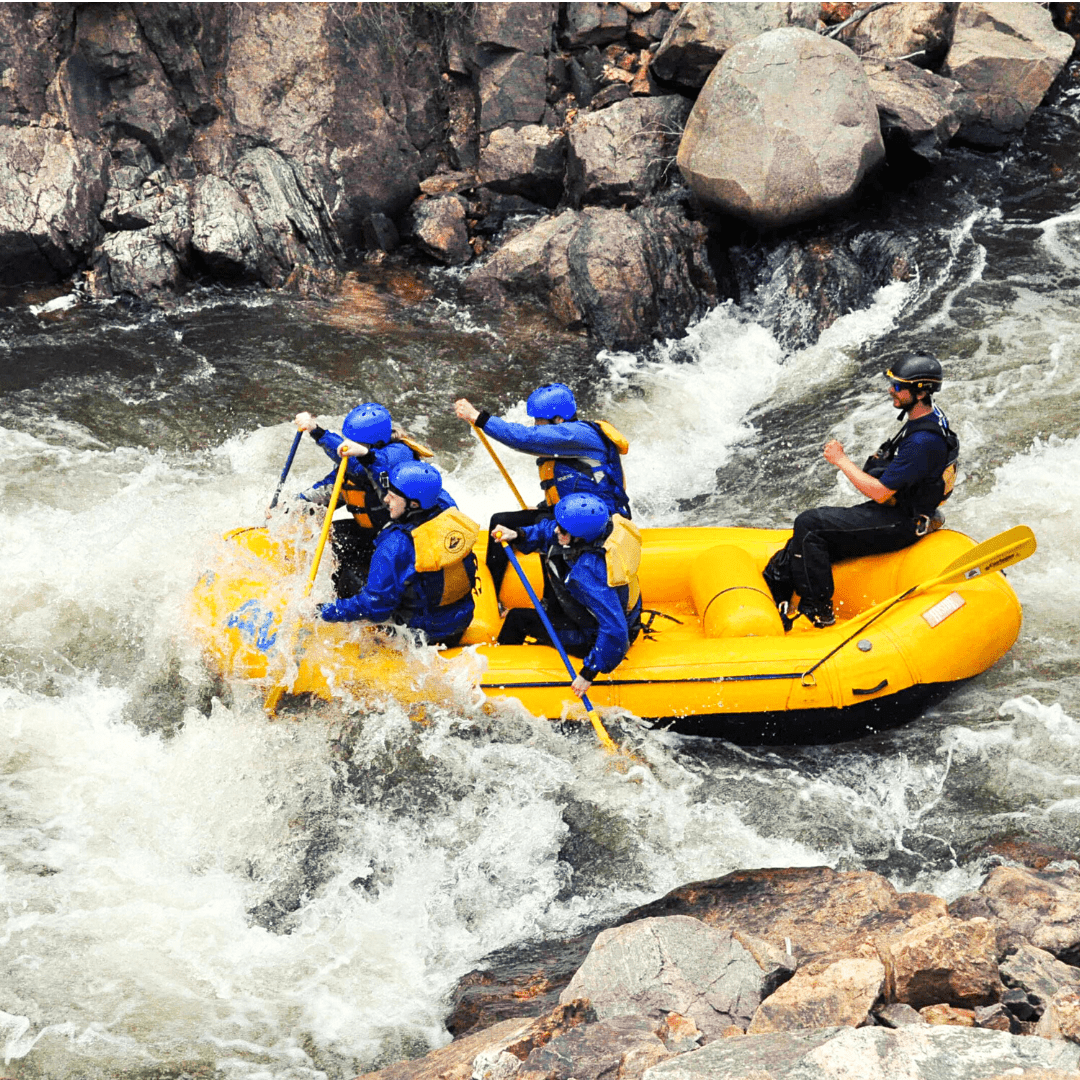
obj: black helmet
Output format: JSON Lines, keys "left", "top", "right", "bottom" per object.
{"left": 885, "top": 352, "right": 942, "bottom": 394}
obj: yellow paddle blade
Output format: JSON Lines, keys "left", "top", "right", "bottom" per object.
{"left": 930, "top": 524, "right": 1036, "bottom": 588}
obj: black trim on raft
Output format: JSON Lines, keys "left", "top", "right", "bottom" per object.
{"left": 644, "top": 681, "right": 964, "bottom": 746}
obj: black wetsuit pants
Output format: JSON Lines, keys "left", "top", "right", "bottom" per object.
{"left": 330, "top": 518, "right": 376, "bottom": 598}
{"left": 764, "top": 501, "right": 921, "bottom": 607}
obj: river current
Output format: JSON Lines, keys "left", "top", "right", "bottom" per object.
{"left": 4, "top": 91, "right": 1080, "bottom": 1080}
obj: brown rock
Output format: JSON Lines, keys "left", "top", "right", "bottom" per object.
{"left": 1000, "top": 942, "right": 1080, "bottom": 1016}
{"left": 973, "top": 865, "right": 1080, "bottom": 963}
{"left": 624, "top": 867, "right": 937, "bottom": 964}
{"left": 748, "top": 956, "right": 886, "bottom": 1033}
{"left": 840, "top": 2, "right": 955, "bottom": 68}
{"left": 885, "top": 916, "right": 1003, "bottom": 1009}
{"left": 655, "top": 1012, "right": 703, "bottom": 1053}
{"left": 919, "top": 1003, "right": 976, "bottom": 1026}
{"left": 516, "top": 1014, "right": 669, "bottom": 1080}
{"left": 1036, "top": 988, "right": 1080, "bottom": 1043}
{"left": 355, "top": 1016, "right": 538, "bottom": 1080}
{"left": 974, "top": 1002, "right": 1017, "bottom": 1032}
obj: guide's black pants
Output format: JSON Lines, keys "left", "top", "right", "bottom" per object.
{"left": 764, "top": 501, "right": 921, "bottom": 607}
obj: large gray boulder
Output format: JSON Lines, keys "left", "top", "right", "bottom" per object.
{"left": 0, "top": 126, "right": 108, "bottom": 285}
{"left": 677, "top": 29, "right": 885, "bottom": 228}
{"left": 558, "top": 916, "right": 771, "bottom": 1037}
{"left": 566, "top": 95, "right": 692, "bottom": 208}
{"left": 652, "top": 2, "right": 819, "bottom": 89}
{"left": 640, "top": 1025, "right": 1080, "bottom": 1080}
{"left": 943, "top": 1, "right": 1075, "bottom": 148}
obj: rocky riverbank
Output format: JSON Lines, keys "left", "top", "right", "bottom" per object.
{"left": 2, "top": 3, "right": 1078, "bottom": 352}
{"left": 358, "top": 855, "right": 1080, "bottom": 1080}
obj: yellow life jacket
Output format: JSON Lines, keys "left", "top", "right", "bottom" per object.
{"left": 538, "top": 420, "right": 630, "bottom": 508}
{"left": 410, "top": 507, "right": 480, "bottom": 606}
{"left": 603, "top": 514, "right": 642, "bottom": 613}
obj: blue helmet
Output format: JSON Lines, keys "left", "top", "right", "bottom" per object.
{"left": 389, "top": 460, "right": 442, "bottom": 510}
{"left": 343, "top": 402, "right": 393, "bottom": 446}
{"left": 554, "top": 492, "right": 609, "bottom": 542}
{"left": 526, "top": 383, "right": 576, "bottom": 421}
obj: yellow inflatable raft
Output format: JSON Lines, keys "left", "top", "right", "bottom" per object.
{"left": 188, "top": 520, "right": 1031, "bottom": 745}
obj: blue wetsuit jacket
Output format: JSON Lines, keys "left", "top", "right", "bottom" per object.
{"left": 319, "top": 499, "right": 475, "bottom": 643}
{"left": 475, "top": 412, "right": 631, "bottom": 518}
{"left": 514, "top": 517, "right": 638, "bottom": 680}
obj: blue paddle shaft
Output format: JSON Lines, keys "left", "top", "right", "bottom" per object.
{"left": 269, "top": 430, "right": 304, "bottom": 508}
{"left": 501, "top": 541, "right": 595, "bottom": 712}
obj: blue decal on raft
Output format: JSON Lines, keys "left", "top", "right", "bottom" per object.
{"left": 227, "top": 599, "right": 279, "bottom": 652}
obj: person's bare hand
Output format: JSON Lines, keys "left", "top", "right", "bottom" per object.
{"left": 454, "top": 398, "right": 480, "bottom": 425}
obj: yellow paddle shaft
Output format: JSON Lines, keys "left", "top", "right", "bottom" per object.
{"left": 474, "top": 425, "right": 529, "bottom": 511}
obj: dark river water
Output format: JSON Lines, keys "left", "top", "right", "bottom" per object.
{"left": 3, "top": 86, "right": 1080, "bottom": 1080}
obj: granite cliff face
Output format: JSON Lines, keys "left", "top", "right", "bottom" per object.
{"left": 0, "top": 3, "right": 1076, "bottom": 352}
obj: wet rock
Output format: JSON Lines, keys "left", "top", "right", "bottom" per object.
{"left": 562, "top": 3, "right": 630, "bottom": 49}
{"left": 479, "top": 125, "right": 567, "bottom": 208}
{"left": 559, "top": 916, "right": 773, "bottom": 1038}
{"left": 999, "top": 942, "right": 1080, "bottom": 1016}
{"left": 747, "top": 955, "right": 886, "bottom": 1034}
{"left": 0, "top": 126, "right": 108, "bottom": 285}
{"left": 1036, "top": 988, "right": 1080, "bottom": 1043}
{"left": 966, "top": 864, "right": 1080, "bottom": 963}
{"left": 362, "top": 213, "right": 400, "bottom": 253}
{"left": 462, "top": 204, "right": 716, "bottom": 350}
{"left": 677, "top": 29, "right": 885, "bottom": 228}
{"left": 885, "top": 916, "right": 1003, "bottom": 1010}
{"left": 641, "top": 1025, "right": 1080, "bottom": 1080}
{"left": 943, "top": 2, "right": 1075, "bottom": 149}
{"left": 517, "top": 1014, "right": 669, "bottom": 1080}
{"left": 565, "top": 95, "right": 691, "bottom": 208}
{"left": 863, "top": 59, "right": 977, "bottom": 164}
{"left": 357, "top": 1017, "right": 540, "bottom": 1080}
{"left": 839, "top": 3, "right": 956, "bottom": 68}
{"left": 404, "top": 195, "right": 471, "bottom": 266}
{"left": 564, "top": 204, "right": 717, "bottom": 350}
{"left": 729, "top": 232, "right": 915, "bottom": 351}
{"left": 652, "top": 2, "right": 820, "bottom": 90}
{"left": 446, "top": 931, "right": 600, "bottom": 1039}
